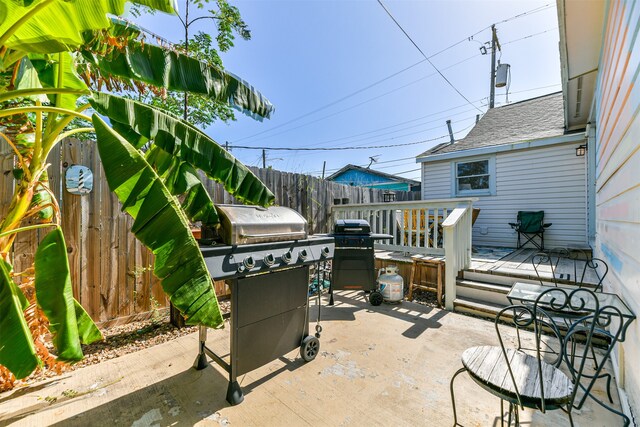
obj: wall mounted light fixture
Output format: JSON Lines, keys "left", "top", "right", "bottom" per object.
{"left": 576, "top": 144, "right": 587, "bottom": 157}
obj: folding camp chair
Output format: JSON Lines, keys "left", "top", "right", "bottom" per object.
{"left": 428, "top": 208, "right": 481, "bottom": 247}
{"left": 508, "top": 211, "right": 551, "bottom": 250}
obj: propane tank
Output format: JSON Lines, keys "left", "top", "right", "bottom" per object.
{"left": 377, "top": 265, "right": 404, "bottom": 303}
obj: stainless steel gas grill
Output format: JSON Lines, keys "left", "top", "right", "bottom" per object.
{"left": 194, "top": 205, "right": 334, "bottom": 406}
{"left": 328, "top": 219, "right": 392, "bottom": 306}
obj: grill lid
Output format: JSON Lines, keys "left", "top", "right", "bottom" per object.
{"left": 216, "top": 204, "right": 308, "bottom": 245}
{"left": 334, "top": 219, "right": 371, "bottom": 235}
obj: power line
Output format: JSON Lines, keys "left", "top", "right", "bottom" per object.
{"left": 502, "top": 27, "right": 558, "bottom": 46}
{"left": 285, "top": 117, "right": 477, "bottom": 164}
{"left": 302, "top": 107, "right": 478, "bottom": 148}
{"left": 277, "top": 31, "right": 556, "bottom": 147}
{"left": 301, "top": 110, "right": 478, "bottom": 150}
{"left": 232, "top": 59, "right": 427, "bottom": 143}
{"left": 310, "top": 155, "right": 417, "bottom": 175}
{"left": 229, "top": 133, "right": 450, "bottom": 151}
{"left": 393, "top": 167, "right": 421, "bottom": 175}
{"left": 377, "top": 0, "right": 483, "bottom": 113}
{"left": 508, "top": 84, "right": 560, "bottom": 95}
{"left": 231, "top": 3, "right": 556, "bottom": 145}
{"left": 376, "top": 0, "right": 428, "bottom": 58}
{"left": 250, "top": 31, "right": 546, "bottom": 150}
{"left": 426, "top": 3, "right": 554, "bottom": 59}
{"left": 494, "top": 3, "right": 554, "bottom": 26}
{"left": 294, "top": 80, "right": 560, "bottom": 158}
{"left": 243, "top": 65, "right": 473, "bottom": 146}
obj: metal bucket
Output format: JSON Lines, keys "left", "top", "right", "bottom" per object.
{"left": 378, "top": 265, "right": 403, "bottom": 303}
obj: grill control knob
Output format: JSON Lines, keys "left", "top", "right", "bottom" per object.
{"left": 263, "top": 253, "right": 275, "bottom": 266}
{"left": 298, "top": 249, "right": 308, "bottom": 261}
{"left": 243, "top": 255, "right": 255, "bottom": 270}
{"left": 281, "top": 250, "right": 294, "bottom": 264}
{"left": 321, "top": 246, "right": 330, "bottom": 257}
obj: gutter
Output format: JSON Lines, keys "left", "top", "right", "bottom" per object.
{"left": 557, "top": 0, "right": 571, "bottom": 131}
{"left": 416, "top": 132, "right": 586, "bottom": 164}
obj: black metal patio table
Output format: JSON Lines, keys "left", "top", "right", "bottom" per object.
{"left": 506, "top": 282, "right": 636, "bottom": 425}
{"left": 507, "top": 282, "right": 636, "bottom": 340}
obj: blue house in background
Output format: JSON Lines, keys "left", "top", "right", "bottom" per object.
{"left": 326, "top": 164, "right": 420, "bottom": 192}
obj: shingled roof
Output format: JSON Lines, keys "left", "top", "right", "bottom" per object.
{"left": 418, "top": 92, "right": 566, "bottom": 158}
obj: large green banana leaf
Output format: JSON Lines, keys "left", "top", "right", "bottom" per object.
{"left": 0, "top": 0, "right": 177, "bottom": 53}
{"left": 73, "top": 300, "right": 103, "bottom": 345}
{"left": 30, "top": 52, "right": 88, "bottom": 110}
{"left": 82, "top": 23, "right": 274, "bottom": 120}
{"left": 146, "top": 146, "right": 219, "bottom": 225}
{"left": 90, "top": 93, "right": 275, "bottom": 207}
{"left": 34, "top": 227, "right": 102, "bottom": 361}
{"left": 92, "top": 114, "right": 223, "bottom": 328}
{"left": 0, "top": 261, "right": 40, "bottom": 379}
{"left": 10, "top": 56, "right": 48, "bottom": 102}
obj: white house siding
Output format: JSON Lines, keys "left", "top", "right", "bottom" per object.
{"left": 594, "top": 0, "right": 640, "bottom": 419}
{"left": 421, "top": 141, "right": 587, "bottom": 248}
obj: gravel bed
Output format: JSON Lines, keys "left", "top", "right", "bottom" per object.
{"left": 16, "top": 300, "right": 231, "bottom": 387}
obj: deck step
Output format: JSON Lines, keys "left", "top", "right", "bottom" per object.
{"left": 455, "top": 278, "right": 512, "bottom": 306}
{"left": 456, "top": 279, "right": 511, "bottom": 294}
{"left": 452, "top": 297, "right": 504, "bottom": 320}
{"left": 462, "top": 269, "right": 555, "bottom": 287}
{"left": 453, "top": 297, "right": 611, "bottom": 347}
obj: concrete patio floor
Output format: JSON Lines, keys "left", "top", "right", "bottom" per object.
{"left": 0, "top": 292, "right": 626, "bottom": 426}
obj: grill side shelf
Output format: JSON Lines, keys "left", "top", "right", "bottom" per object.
{"left": 199, "top": 236, "right": 334, "bottom": 281}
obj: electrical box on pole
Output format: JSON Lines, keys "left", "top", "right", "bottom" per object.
{"left": 496, "top": 62, "right": 510, "bottom": 87}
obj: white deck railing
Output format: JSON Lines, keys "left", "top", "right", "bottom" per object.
{"left": 331, "top": 198, "right": 477, "bottom": 310}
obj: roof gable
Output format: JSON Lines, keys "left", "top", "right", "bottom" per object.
{"left": 326, "top": 164, "right": 419, "bottom": 185}
{"left": 417, "top": 92, "right": 566, "bottom": 158}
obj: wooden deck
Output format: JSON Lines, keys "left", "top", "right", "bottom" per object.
{"left": 468, "top": 247, "right": 601, "bottom": 286}
{"left": 376, "top": 246, "right": 601, "bottom": 287}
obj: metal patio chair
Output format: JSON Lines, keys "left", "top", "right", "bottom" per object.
{"left": 509, "top": 211, "right": 551, "bottom": 250}
{"left": 576, "top": 257, "right": 609, "bottom": 292}
{"left": 450, "top": 287, "right": 629, "bottom": 426}
{"left": 532, "top": 249, "right": 609, "bottom": 292}
{"left": 530, "top": 250, "right": 611, "bottom": 374}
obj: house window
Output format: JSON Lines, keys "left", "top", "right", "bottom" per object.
{"left": 453, "top": 157, "right": 495, "bottom": 196}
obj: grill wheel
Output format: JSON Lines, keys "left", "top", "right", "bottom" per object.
{"left": 369, "top": 291, "right": 384, "bottom": 306}
{"left": 300, "top": 336, "right": 320, "bottom": 362}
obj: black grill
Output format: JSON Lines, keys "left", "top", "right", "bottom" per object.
{"left": 329, "top": 219, "right": 392, "bottom": 306}
{"left": 194, "top": 206, "right": 334, "bottom": 406}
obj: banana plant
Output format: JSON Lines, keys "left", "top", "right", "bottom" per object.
{"left": 0, "top": 0, "right": 275, "bottom": 382}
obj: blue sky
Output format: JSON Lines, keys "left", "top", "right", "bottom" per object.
{"left": 134, "top": 1, "right": 561, "bottom": 182}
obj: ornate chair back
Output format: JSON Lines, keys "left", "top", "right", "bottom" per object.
{"left": 495, "top": 287, "right": 624, "bottom": 414}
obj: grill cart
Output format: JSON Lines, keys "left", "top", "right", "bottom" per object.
{"left": 194, "top": 205, "right": 334, "bottom": 405}
{"left": 328, "top": 219, "right": 392, "bottom": 306}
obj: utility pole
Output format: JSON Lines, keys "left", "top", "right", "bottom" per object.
{"left": 489, "top": 24, "right": 501, "bottom": 109}
{"left": 225, "top": 141, "right": 229, "bottom": 152}
{"left": 321, "top": 161, "right": 326, "bottom": 179}
{"left": 262, "top": 149, "right": 266, "bottom": 168}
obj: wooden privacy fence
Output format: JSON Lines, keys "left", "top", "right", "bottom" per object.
{"left": 0, "top": 138, "right": 419, "bottom": 326}
{"left": 202, "top": 166, "right": 420, "bottom": 234}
